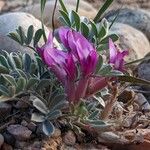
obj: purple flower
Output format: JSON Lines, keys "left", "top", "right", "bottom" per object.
{"left": 59, "top": 27, "right": 98, "bottom": 77}
{"left": 36, "top": 27, "right": 98, "bottom": 103}
{"left": 109, "top": 38, "right": 128, "bottom": 71}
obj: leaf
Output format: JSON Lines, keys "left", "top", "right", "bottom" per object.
{"left": 26, "top": 78, "right": 39, "bottom": 90}
{"left": 0, "top": 55, "right": 10, "bottom": 68}
{"left": 104, "top": 70, "right": 123, "bottom": 77}
{"left": 33, "top": 98, "right": 48, "bottom": 114}
{"left": 30, "top": 62, "right": 38, "bottom": 75}
{"left": 42, "top": 120, "right": 55, "bottom": 136}
{"left": 8, "top": 86, "right": 16, "bottom": 97}
{"left": 25, "top": 25, "right": 34, "bottom": 45}
{"left": 59, "top": 0, "right": 68, "bottom": 14}
{"left": 7, "top": 53, "right": 16, "bottom": 70}
{"left": 36, "top": 56, "right": 45, "bottom": 76}
{"left": 97, "top": 44, "right": 109, "bottom": 51}
{"left": 117, "top": 75, "right": 150, "bottom": 86}
{"left": 59, "top": 10, "right": 71, "bottom": 27}
{"left": 41, "top": 0, "right": 46, "bottom": 14}
{"left": 80, "top": 22, "right": 89, "bottom": 38}
{"left": 36, "top": 79, "right": 51, "bottom": 91}
{"left": 0, "top": 65, "right": 9, "bottom": 74}
{"left": 70, "top": 10, "right": 80, "bottom": 31}
{"left": 90, "top": 21, "right": 98, "bottom": 37}
{"left": 47, "top": 110, "right": 61, "bottom": 120}
{"left": 16, "top": 69, "right": 28, "bottom": 80}
{"left": 98, "top": 64, "right": 112, "bottom": 76}
{"left": 34, "top": 29, "right": 43, "bottom": 47}
{"left": 16, "top": 26, "right": 26, "bottom": 45}
{"left": 16, "top": 77, "right": 26, "bottom": 93}
{"left": 93, "top": 95, "right": 105, "bottom": 108}
{"left": 98, "top": 26, "right": 107, "bottom": 39}
{"left": 94, "top": 0, "right": 114, "bottom": 22}
{"left": 8, "top": 32, "right": 21, "bottom": 44}
{"left": 0, "top": 85, "right": 10, "bottom": 97}
{"left": 23, "top": 53, "right": 32, "bottom": 73}
{"left": 52, "top": 101, "right": 67, "bottom": 112}
{"left": 12, "top": 54, "right": 22, "bottom": 69}
{"left": 87, "top": 103, "right": 97, "bottom": 111}
{"left": 95, "top": 55, "right": 103, "bottom": 74}
{"left": 31, "top": 113, "right": 45, "bottom": 122}
{"left": 88, "top": 109, "right": 100, "bottom": 120}
{"left": 2, "top": 74, "right": 17, "bottom": 87}
{"left": 100, "top": 34, "right": 119, "bottom": 44}
{"left": 49, "top": 94, "right": 65, "bottom": 109}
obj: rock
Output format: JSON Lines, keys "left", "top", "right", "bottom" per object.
{"left": 15, "top": 141, "right": 29, "bottom": 149}
{"left": 20, "top": 0, "right": 97, "bottom": 28}
{"left": 3, "top": 132, "right": 16, "bottom": 146}
{"left": 105, "top": 8, "right": 150, "bottom": 40}
{"left": 138, "top": 59, "right": 150, "bottom": 81}
{"left": 63, "top": 130, "right": 76, "bottom": 146}
{"left": 1, "top": 143, "right": 13, "bottom": 150}
{"left": 127, "top": 140, "right": 150, "bottom": 150}
{"left": 138, "top": 56, "right": 150, "bottom": 100}
{"left": 0, "top": 12, "right": 49, "bottom": 56}
{"left": 32, "top": 141, "right": 41, "bottom": 149}
{"left": 134, "top": 93, "right": 150, "bottom": 111}
{"left": 15, "top": 100, "right": 29, "bottom": 109}
{"left": 98, "top": 132, "right": 128, "bottom": 144}
{"left": 7, "top": 124, "right": 32, "bottom": 141}
{"left": 0, "top": 134, "right": 4, "bottom": 149}
{"left": 27, "top": 122, "right": 37, "bottom": 132}
{"left": 110, "top": 23, "right": 150, "bottom": 62}
{"left": 21, "top": 120, "right": 28, "bottom": 127}
{"left": 42, "top": 136, "right": 62, "bottom": 150}
{"left": 0, "top": 102, "right": 12, "bottom": 119}
{"left": 51, "top": 128, "right": 61, "bottom": 138}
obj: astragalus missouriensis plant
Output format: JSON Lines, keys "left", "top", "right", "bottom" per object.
{"left": 5, "top": 0, "right": 150, "bottom": 137}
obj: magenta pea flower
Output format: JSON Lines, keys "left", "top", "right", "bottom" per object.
{"left": 36, "top": 27, "right": 98, "bottom": 103}
{"left": 36, "top": 33, "right": 77, "bottom": 102}
{"left": 109, "top": 38, "right": 128, "bottom": 71}
{"left": 59, "top": 27, "right": 98, "bottom": 77}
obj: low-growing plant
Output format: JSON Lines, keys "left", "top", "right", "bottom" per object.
{"left": 3, "top": 0, "right": 150, "bottom": 137}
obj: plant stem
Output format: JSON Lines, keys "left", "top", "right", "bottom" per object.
{"left": 52, "top": 0, "right": 58, "bottom": 37}
{"left": 76, "top": 0, "right": 80, "bottom": 12}
{"left": 101, "top": 85, "right": 118, "bottom": 120}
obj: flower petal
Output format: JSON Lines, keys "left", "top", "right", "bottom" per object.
{"left": 109, "top": 38, "right": 117, "bottom": 63}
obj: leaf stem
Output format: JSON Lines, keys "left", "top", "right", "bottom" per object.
{"left": 52, "top": 0, "right": 58, "bottom": 37}
{"left": 76, "top": 0, "right": 80, "bottom": 12}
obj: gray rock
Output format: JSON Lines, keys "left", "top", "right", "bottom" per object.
{"left": 27, "top": 122, "right": 37, "bottom": 132}
{"left": 1, "top": 143, "right": 13, "bottom": 150}
{"left": 7, "top": 124, "right": 32, "bottom": 141}
{"left": 21, "top": 120, "right": 28, "bottom": 127}
{"left": 105, "top": 8, "right": 150, "bottom": 40}
{"left": 0, "top": 12, "right": 49, "bottom": 56}
{"left": 110, "top": 23, "right": 150, "bottom": 62}
{"left": 63, "top": 130, "right": 76, "bottom": 146}
{"left": 0, "top": 134, "right": 4, "bottom": 149}
{"left": 3, "top": 132, "right": 16, "bottom": 146}
{"left": 138, "top": 60, "right": 150, "bottom": 81}
{"left": 20, "top": 0, "right": 97, "bottom": 28}
{"left": 134, "top": 93, "right": 150, "bottom": 111}
{"left": 0, "top": 102, "right": 12, "bottom": 119}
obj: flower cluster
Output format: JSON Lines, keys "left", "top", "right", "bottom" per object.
{"left": 37, "top": 27, "right": 128, "bottom": 104}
